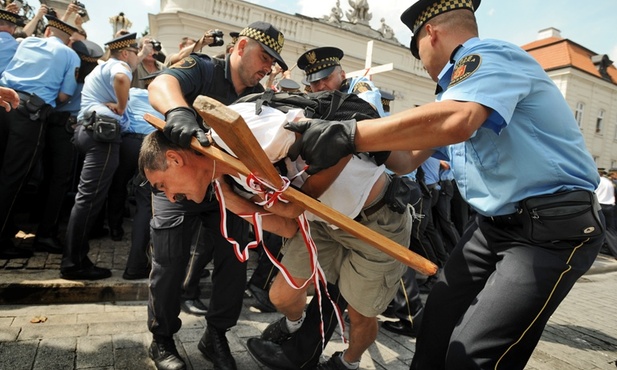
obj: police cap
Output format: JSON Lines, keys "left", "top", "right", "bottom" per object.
{"left": 45, "top": 14, "right": 78, "bottom": 36}
{"left": 239, "top": 21, "right": 287, "bottom": 70}
{"left": 297, "top": 46, "right": 344, "bottom": 83}
{"left": 400, "top": 0, "right": 480, "bottom": 59}
{"left": 105, "top": 32, "right": 138, "bottom": 51}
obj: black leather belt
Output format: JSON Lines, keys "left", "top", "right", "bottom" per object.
{"left": 355, "top": 197, "right": 387, "bottom": 221}
{"left": 485, "top": 213, "right": 523, "bottom": 227}
{"left": 122, "top": 133, "right": 147, "bottom": 139}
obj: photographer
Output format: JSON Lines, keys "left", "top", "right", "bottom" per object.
{"left": 130, "top": 37, "right": 165, "bottom": 89}
{"left": 164, "top": 29, "right": 223, "bottom": 66}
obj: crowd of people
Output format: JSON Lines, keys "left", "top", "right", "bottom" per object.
{"left": 0, "top": 0, "right": 611, "bottom": 370}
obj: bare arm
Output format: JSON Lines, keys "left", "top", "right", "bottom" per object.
{"left": 355, "top": 100, "right": 491, "bottom": 152}
{"left": 265, "top": 154, "right": 351, "bottom": 218}
{"left": 385, "top": 149, "right": 434, "bottom": 175}
{"left": 217, "top": 177, "right": 299, "bottom": 238}
{"left": 106, "top": 73, "right": 131, "bottom": 115}
{"left": 22, "top": 5, "right": 47, "bottom": 36}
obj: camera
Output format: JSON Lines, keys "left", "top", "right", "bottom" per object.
{"left": 72, "top": 0, "right": 89, "bottom": 22}
{"left": 207, "top": 29, "right": 224, "bottom": 47}
{"left": 150, "top": 40, "right": 162, "bottom": 52}
{"left": 47, "top": 7, "right": 58, "bottom": 18}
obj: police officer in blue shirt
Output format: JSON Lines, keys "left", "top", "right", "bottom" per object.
{"left": 0, "top": 15, "right": 79, "bottom": 260}
{"left": 62, "top": 32, "right": 139, "bottom": 280}
{"left": 33, "top": 39, "right": 104, "bottom": 255}
{"left": 0, "top": 8, "right": 20, "bottom": 75}
{"left": 285, "top": 0, "right": 605, "bottom": 369}
{"left": 108, "top": 72, "right": 160, "bottom": 279}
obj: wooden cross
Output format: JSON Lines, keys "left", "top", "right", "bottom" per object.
{"left": 345, "top": 40, "right": 394, "bottom": 79}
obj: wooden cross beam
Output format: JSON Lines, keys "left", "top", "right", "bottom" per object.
{"left": 345, "top": 40, "right": 394, "bottom": 79}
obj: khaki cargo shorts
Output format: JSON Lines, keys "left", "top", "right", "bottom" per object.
{"left": 281, "top": 204, "right": 411, "bottom": 317}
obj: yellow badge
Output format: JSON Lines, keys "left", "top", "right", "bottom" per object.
{"left": 171, "top": 56, "right": 197, "bottom": 69}
{"left": 306, "top": 51, "right": 317, "bottom": 65}
{"left": 449, "top": 54, "right": 481, "bottom": 87}
{"left": 353, "top": 82, "right": 372, "bottom": 94}
{"left": 277, "top": 32, "right": 284, "bottom": 48}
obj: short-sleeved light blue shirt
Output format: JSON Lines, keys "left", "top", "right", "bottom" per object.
{"left": 0, "top": 31, "right": 18, "bottom": 75}
{"left": 434, "top": 37, "right": 599, "bottom": 216}
{"left": 124, "top": 87, "right": 161, "bottom": 135}
{"left": 0, "top": 36, "right": 79, "bottom": 107}
{"left": 78, "top": 58, "right": 133, "bottom": 129}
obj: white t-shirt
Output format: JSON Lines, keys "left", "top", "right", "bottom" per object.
{"left": 211, "top": 102, "right": 384, "bottom": 219}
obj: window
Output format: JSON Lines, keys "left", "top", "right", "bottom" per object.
{"left": 596, "top": 109, "right": 604, "bottom": 133}
{"left": 574, "top": 102, "right": 584, "bottom": 127}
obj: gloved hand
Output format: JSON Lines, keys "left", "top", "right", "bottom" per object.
{"left": 284, "top": 119, "right": 356, "bottom": 175}
{"left": 164, "top": 106, "right": 210, "bottom": 148}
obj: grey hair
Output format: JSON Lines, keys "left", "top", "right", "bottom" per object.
{"left": 138, "top": 130, "right": 181, "bottom": 177}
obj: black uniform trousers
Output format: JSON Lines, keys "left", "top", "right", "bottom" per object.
{"left": 434, "top": 179, "right": 461, "bottom": 253}
{"left": 107, "top": 133, "right": 152, "bottom": 274}
{"left": 411, "top": 186, "right": 449, "bottom": 268}
{"left": 247, "top": 231, "right": 283, "bottom": 289}
{"left": 410, "top": 212, "right": 604, "bottom": 370}
{"left": 389, "top": 266, "right": 424, "bottom": 324}
{"left": 62, "top": 124, "right": 120, "bottom": 271}
{"left": 0, "top": 107, "right": 47, "bottom": 247}
{"left": 281, "top": 280, "right": 348, "bottom": 369}
{"left": 148, "top": 190, "right": 248, "bottom": 338}
{"left": 36, "top": 112, "right": 75, "bottom": 238}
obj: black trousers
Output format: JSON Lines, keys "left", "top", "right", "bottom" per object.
{"left": 281, "top": 281, "right": 348, "bottom": 369}
{"left": 62, "top": 125, "right": 120, "bottom": 271}
{"left": 148, "top": 191, "right": 248, "bottom": 338}
{"left": 410, "top": 187, "right": 448, "bottom": 268}
{"left": 0, "top": 108, "right": 46, "bottom": 246}
{"left": 434, "top": 180, "right": 461, "bottom": 253}
{"left": 247, "top": 231, "right": 283, "bottom": 289}
{"left": 389, "top": 266, "right": 424, "bottom": 323}
{"left": 410, "top": 213, "right": 604, "bottom": 370}
{"left": 36, "top": 112, "right": 75, "bottom": 238}
{"left": 107, "top": 133, "right": 152, "bottom": 274}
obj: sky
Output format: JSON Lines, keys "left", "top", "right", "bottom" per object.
{"left": 30, "top": 0, "right": 617, "bottom": 63}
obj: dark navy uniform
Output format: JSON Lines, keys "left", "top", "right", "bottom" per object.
{"left": 148, "top": 53, "right": 263, "bottom": 342}
{"left": 0, "top": 16, "right": 79, "bottom": 259}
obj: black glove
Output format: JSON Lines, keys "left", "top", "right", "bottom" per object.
{"left": 284, "top": 119, "right": 356, "bottom": 175}
{"left": 164, "top": 106, "right": 210, "bottom": 148}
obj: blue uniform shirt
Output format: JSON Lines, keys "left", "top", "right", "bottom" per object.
{"left": 56, "top": 83, "right": 83, "bottom": 115}
{"left": 0, "top": 36, "right": 79, "bottom": 107}
{"left": 0, "top": 31, "right": 18, "bottom": 75}
{"left": 434, "top": 37, "right": 599, "bottom": 216}
{"left": 79, "top": 58, "right": 133, "bottom": 129}
{"left": 124, "top": 88, "right": 160, "bottom": 135}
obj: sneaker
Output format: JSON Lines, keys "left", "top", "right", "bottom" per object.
{"left": 261, "top": 316, "right": 292, "bottom": 344}
{"left": 148, "top": 339, "right": 186, "bottom": 370}
{"left": 316, "top": 351, "right": 355, "bottom": 370}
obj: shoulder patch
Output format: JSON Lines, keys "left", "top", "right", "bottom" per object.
{"left": 449, "top": 54, "right": 481, "bottom": 87}
{"left": 352, "top": 82, "right": 372, "bottom": 94}
{"left": 171, "top": 56, "right": 197, "bottom": 69}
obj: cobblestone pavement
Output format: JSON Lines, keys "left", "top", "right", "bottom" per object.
{"left": 1, "top": 229, "right": 617, "bottom": 369}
